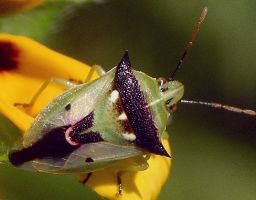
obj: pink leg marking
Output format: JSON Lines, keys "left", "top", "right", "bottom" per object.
{"left": 65, "top": 127, "right": 80, "bottom": 146}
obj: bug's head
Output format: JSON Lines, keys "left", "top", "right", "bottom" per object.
{"left": 158, "top": 78, "right": 184, "bottom": 112}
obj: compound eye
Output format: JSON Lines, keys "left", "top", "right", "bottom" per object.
{"left": 165, "top": 98, "right": 177, "bottom": 112}
{"left": 157, "top": 77, "right": 167, "bottom": 87}
{"left": 168, "top": 103, "right": 177, "bottom": 112}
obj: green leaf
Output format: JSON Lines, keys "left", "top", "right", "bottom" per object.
{"left": 0, "top": 114, "right": 21, "bottom": 158}
{"left": 0, "top": 2, "right": 67, "bottom": 40}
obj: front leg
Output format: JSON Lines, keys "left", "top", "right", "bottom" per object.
{"left": 14, "top": 77, "right": 77, "bottom": 108}
{"left": 84, "top": 65, "right": 106, "bottom": 82}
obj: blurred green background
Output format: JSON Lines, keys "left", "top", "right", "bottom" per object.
{"left": 0, "top": 0, "right": 255, "bottom": 200}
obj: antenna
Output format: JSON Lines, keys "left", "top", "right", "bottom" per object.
{"left": 169, "top": 7, "right": 208, "bottom": 80}
{"left": 180, "top": 100, "right": 256, "bottom": 116}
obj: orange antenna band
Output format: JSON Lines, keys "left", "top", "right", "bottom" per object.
{"left": 170, "top": 7, "right": 208, "bottom": 80}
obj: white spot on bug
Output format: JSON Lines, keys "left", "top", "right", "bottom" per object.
{"left": 65, "top": 127, "right": 80, "bottom": 146}
{"left": 117, "top": 112, "right": 127, "bottom": 120}
{"left": 109, "top": 90, "right": 119, "bottom": 103}
{"left": 122, "top": 133, "right": 136, "bottom": 141}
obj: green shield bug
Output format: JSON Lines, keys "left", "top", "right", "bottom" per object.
{"left": 6, "top": 7, "right": 256, "bottom": 195}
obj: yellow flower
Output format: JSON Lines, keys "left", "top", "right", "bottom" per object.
{"left": 0, "top": 0, "right": 43, "bottom": 16}
{"left": 0, "top": 33, "right": 171, "bottom": 200}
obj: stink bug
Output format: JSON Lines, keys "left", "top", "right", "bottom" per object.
{"left": 6, "top": 7, "right": 256, "bottom": 195}
{"left": 9, "top": 50, "right": 177, "bottom": 172}
{"left": 9, "top": 50, "right": 178, "bottom": 194}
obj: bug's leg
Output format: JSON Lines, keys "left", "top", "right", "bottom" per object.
{"left": 14, "top": 77, "right": 77, "bottom": 108}
{"left": 115, "top": 155, "right": 150, "bottom": 196}
{"left": 80, "top": 172, "right": 93, "bottom": 185}
{"left": 70, "top": 65, "right": 106, "bottom": 83}
{"left": 116, "top": 172, "right": 123, "bottom": 195}
{"left": 84, "top": 65, "right": 106, "bottom": 82}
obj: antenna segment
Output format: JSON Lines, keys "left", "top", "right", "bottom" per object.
{"left": 181, "top": 100, "right": 256, "bottom": 116}
{"left": 169, "top": 7, "right": 208, "bottom": 80}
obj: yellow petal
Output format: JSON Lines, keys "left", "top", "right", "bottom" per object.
{"left": 81, "top": 139, "right": 171, "bottom": 200}
{"left": 0, "top": 33, "right": 97, "bottom": 131}
{"left": 0, "top": 33, "right": 171, "bottom": 200}
{"left": 0, "top": 0, "right": 44, "bottom": 16}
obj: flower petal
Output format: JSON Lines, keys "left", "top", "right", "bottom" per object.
{"left": 0, "top": 0, "right": 44, "bottom": 16}
{"left": 0, "top": 33, "right": 98, "bottom": 131}
{"left": 80, "top": 139, "right": 171, "bottom": 200}
{"left": 0, "top": 34, "right": 171, "bottom": 200}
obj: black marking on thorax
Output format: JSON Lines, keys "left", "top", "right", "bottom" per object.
{"left": 70, "top": 112, "right": 103, "bottom": 144}
{"left": 9, "top": 112, "right": 103, "bottom": 167}
{"left": 71, "top": 131, "right": 103, "bottom": 144}
{"left": 114, "top": 51, "right": 169, "bottom": 157}
{"left": 71, "top": 112, "right": 94, "bottom": 136}
{"left": 9, "top": 126, "right": 78, "bottom": 166}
